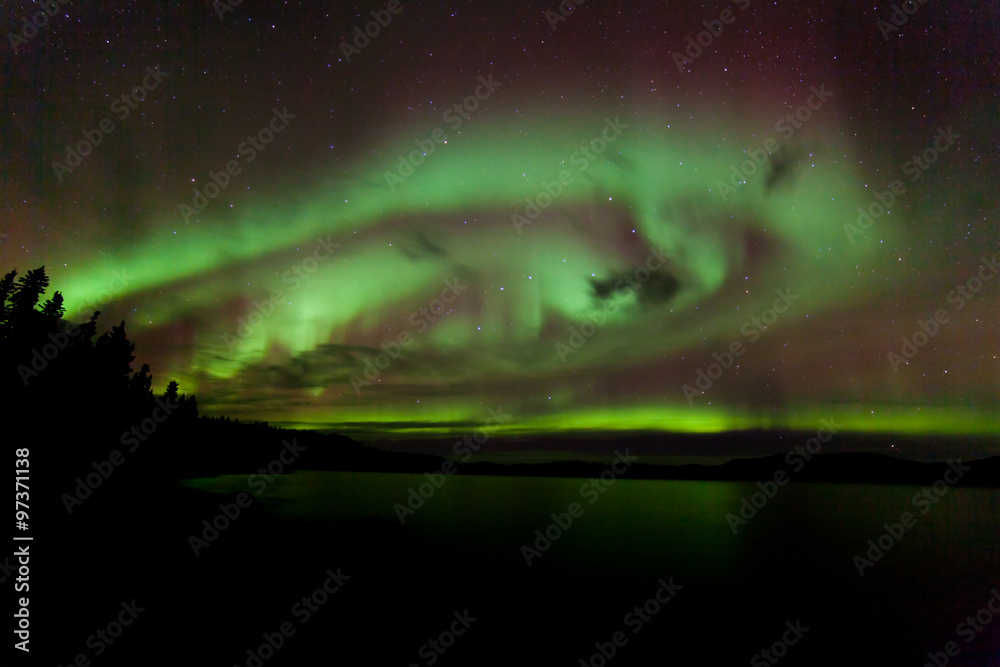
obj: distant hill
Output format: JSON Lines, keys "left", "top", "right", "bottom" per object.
{"left": 166, "top": 416, "right": 445, "bottom": 478}
{"left": 179, "top": 420, "right": 1000, "bottom": 487}
{"left": 457, "top": 452, "right": 1000, "bottom": 487}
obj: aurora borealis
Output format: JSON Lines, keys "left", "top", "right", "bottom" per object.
{"left": 2, "top": 1, "right": 997, "bottom": 448}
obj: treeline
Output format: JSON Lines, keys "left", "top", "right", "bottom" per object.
{"left": 1, "top": 266, "right": 200, "bottom": 480}
{"left": 2, "top": 265, "right": 441, "bottom": 484}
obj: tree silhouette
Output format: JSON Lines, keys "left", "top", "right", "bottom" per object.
{"left": 129, "top": 362, "right": 153, "bottom": 396}
{"left": 164, "top": 379, "right": 179, "bottom": 403}
{"left": 1, "top": 266, "right": 61, "bottom": 352}
{"left": 1, "top": 265, "right": 198, "bottom": 444}
{"left": 93, "top": 319, "right": 136, "bottom": 397}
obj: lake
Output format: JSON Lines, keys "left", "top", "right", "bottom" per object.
{"left": 183, "top": 471, "right": 1000, "bottom": 665}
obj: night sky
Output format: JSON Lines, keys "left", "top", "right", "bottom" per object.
{"left": 2, "top": 1, "right": 997, "bottom": 444}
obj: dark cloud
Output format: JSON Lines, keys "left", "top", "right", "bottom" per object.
{"left": 397, "top": 231, "right": 448, "bottom": 261}
{"left": 589, "top": 268, "right": 680, "bottom": 308}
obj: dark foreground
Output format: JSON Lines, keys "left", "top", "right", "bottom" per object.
{"left": 20, "top": 443, "right": 1000, "bottom": 667}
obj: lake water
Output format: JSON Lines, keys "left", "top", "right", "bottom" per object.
{"left": 183, "top": 471, "right": 1000, "bottom": 665}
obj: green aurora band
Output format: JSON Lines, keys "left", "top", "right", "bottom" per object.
{"left": 35, "top": 106, "right": 998, "bottom": 436}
